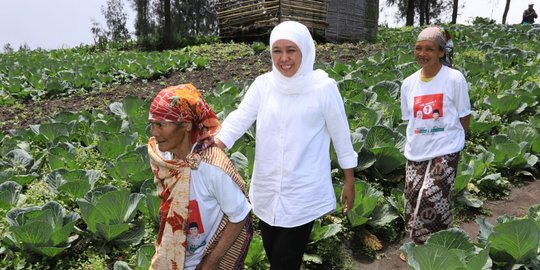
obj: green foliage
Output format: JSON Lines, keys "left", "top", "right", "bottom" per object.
{"left": 305, "top": 218, "right": 347, "bottom": 269}
{"left": 76, "top": 186, "right": 145, "bottom": 243}
{"left": 0, "top": 181, "right": 23, "bottom": 210}
{"left": 488, "top": 219, "right": 539, "bottom": 263}
{"left": 48, "top": 143, "right": 81, "bottom": 170}
{"left": 309, "top": 218, "right": 343, "bottom": 244}
{"left": 104, "top": 147, "right": 152, "bottom": 190}
{"left": 113, "top": 244, "right": 154, "bottom": 270}
{"left": 403, "top": 205, "right": 540, "bottom": 269}
{"left": 24, "top": 180, "right": 55, "bottom": 206}
{"left": 335, "top": 181, "right": 383, "bottom": 227}
{"left": 4, "top": 201, "right": 80, "bottom": 257}
{"left": 138, "top": 179, "right": 160, "bottom": 227}
{"left": 470, "top": 17, "right": 496, "bottom": 25}
{"left": 250, "top": 42, "right": 267, "bottom": 54}
{"left": 1, "top": 23, "right": 540, "bottom": 268}
{"left": 45, "top": 169, "right": 100, "bottom": 199}
{"left": 401, "top": 229, "right": 491, "bottom": 270}
{"left": 244, "top": 234, "right": 269, "bottom": 270}
{"left": 0, "top": 49, "right": 202, "bottom": 105}
{"left": 304, "top": 235, "right": 345, "bottom": 269}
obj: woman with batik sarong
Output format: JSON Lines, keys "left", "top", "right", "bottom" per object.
{"left": 147, "top": 84, "right": 252, "bottom": 270}
{"left": 400, "top": 26, "right": 471, "bottom": 249}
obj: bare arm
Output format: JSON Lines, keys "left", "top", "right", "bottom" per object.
{"left": 196, "top": 215, "right": 248, "bottom": 270}
{"left": 341, "top": 168, "right": 355, "bottom": 215}
{"left": 214, "top": 138, "right": 226, "bottom": 150}
{"left": 460, "top": 114, "right": 471, "bottom": 135}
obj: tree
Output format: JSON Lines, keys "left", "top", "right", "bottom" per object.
{"left": 502, "top": 0, "right": 511, "bottom": 24}
{"left": 3, "top": 43, "right": 14, "bottom": 54}
{"left": 406, "top": 0, "right": 415, "bottom": 25}
{"left": 162, "top": 0, "right": 173, "bottom": 49}
{"left": 131, "top": 0, "right": 152, "bottom": 39}
{"left": 451, "top": 0, "right": 459, "bottom": 24}
{"left": 172, "top": 0, "right": 218, "bottom": 36}
{"left": 385, "top": 0, "right": 453, "bottom": 26}
{"left": 419, "top": 0, "right": 426, "bottom": 25}
{"left": 130, "top": 0, "right": 218, "bottom": 50}
{"left": 18, "top": 43, "right": 31, "bottom": 52}
{"left": 102, "top": 0, "right": 131, "bottom": 42}
{"left": 90, "top": 20, "right": 108, "bottom": 49}
{"left": 386, "top": 0, "right": 416, "bottom": 26}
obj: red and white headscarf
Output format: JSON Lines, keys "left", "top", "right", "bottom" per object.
{"left": 149, "top": 84, "right": 220, "bottom": 151}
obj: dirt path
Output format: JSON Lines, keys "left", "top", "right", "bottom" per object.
{"left": 352, "top": 179, "right": 540, "bottom": 270}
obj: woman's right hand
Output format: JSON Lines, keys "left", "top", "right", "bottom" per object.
{"left": 214, "top": 138, "right": 226, "bottom": 150}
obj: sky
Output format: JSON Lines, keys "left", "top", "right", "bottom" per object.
{"left": 0, "top": 0, "right": 535, "bottom": 51}
{"left": 0, "top": 0, "right": 135, "bottom": 51}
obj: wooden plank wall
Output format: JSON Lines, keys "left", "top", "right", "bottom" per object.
{"left": 325, "top": 0, "right": 379, "bottom": 42}
{"left": 280, "top": 0, "right": 327, "bottom": 36}
{"left": 216, "top": 0, "right": 378, "bottom": 42}
{"left": 216, "top": 0, "right": 280, "bottom": 40}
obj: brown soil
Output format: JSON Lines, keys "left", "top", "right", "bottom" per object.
{"left": 351, "top": 179, "right": 540, "bottom": 270}
{"left": 0, "top": 42, "right": 378, "bottom": 133}
{"left": 1, "top": 42, "right": 539, "bottom": 269}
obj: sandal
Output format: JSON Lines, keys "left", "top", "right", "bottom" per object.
{"left": 399, "top": 252, "right": 407, "bottom": 262}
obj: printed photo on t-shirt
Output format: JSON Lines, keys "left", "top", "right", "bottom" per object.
{"left": 413, "top": 93, "right": 445, "bottom": 135}
{"left": 186, "top": 200, "right": 206, "bottom": 254}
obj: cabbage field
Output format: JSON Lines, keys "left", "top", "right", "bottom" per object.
{"left": 1, "top": 23, "right": 540, "bottom": 270}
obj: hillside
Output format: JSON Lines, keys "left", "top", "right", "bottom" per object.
{"left": 0, "top": 42, "right": 380, "bottom": 134}
{"left": 1, "top": 24, "right": 540, "bottom": 270}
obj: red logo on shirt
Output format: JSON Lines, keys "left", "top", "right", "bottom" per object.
{"left": 413, "top": 94, "right": 444, "bottom": 119}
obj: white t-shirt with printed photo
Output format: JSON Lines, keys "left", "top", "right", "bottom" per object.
{"left": 400, "top": 65, "right": 471, "bottom": 161}
{"left": 160, "top": 151, "right": 252, "bottom": 270}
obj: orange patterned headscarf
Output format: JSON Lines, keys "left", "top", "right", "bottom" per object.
{"left": 149, "top": 84, "right": 221, "bottom": 151}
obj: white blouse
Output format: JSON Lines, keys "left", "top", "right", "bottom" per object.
{"left": 216, "top": 73, "right": 357, "bottom": 227}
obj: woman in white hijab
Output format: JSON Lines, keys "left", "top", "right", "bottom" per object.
{"left": 215, "top": 20, "right": 357, "bottom": 269}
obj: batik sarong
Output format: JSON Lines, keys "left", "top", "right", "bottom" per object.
{"left": 404, "top": 152, "right": 460, "bottom": 244}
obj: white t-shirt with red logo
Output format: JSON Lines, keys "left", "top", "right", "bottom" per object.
{"left": 160, "top": 151, "right": 251, "bottom": 270}
{"left": 400, "top": 65, "right": 471, "bottom": 161}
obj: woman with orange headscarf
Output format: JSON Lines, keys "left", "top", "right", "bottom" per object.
{"left": 147, "top": 84, "right": 252, "bottom": 270}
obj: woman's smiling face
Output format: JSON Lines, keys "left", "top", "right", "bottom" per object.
{"left": 271, "top": 39, "right": 302, "bottom": 77}
{"left": 414, "top": 40, "right": 444, "bottom": 69}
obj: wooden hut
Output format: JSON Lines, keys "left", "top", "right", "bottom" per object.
{"left": 216, "top": 0, "right": 379, "bottom": 43}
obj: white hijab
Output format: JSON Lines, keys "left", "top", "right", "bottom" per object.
{"left": 269, "top": 21, "right": 328, "bottom": 95}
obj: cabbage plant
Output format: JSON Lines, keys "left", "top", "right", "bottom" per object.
{"left": 76, "top": 185, "right": 145, "bottom": 244}
{"left": 0, "top": 181, "right": 24, "bottom": 210}
{"left": 45, "top": 169, "right": 100, "bottom": 198}
{"left": 3, "top": 201, "right": 80, "bottom": 257}
{"left": 401, "top": 205, "right": 540, "bottom": 269}
{"left": 400, "top": 228, "right": 492, "bottom": 270}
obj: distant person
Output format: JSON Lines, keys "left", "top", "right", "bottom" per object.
{"left": 214, "top": 21, "right": 357, "bottom": 269}
{"left": 440, "top": 27, "right": 454, "bottom": 68}
{"left": 148, "top": 84, "right": 252, "bottom": 270}
{"left": 399, "top": 26, "right": 471, "bottom": 260}
{"left": 522, "top": 3, "right": 538, "bottom": 25}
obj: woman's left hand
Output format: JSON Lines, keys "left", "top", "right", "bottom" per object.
{"left": 341, "top": 183, "right": 355, "bottom": 215}
{"left": 341, "top": 168, "right": 356, "bottom": 215}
